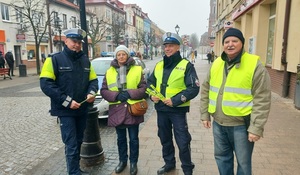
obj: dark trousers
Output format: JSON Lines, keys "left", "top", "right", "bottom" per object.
{"left": 8, "top": 63, "right": 14, "bottom": 76}
{"left": 157, "top": 111, "right": 194, "bottom": 174}
{"left": 59, "top": 115, "right": 87, "bottom": 175}
{"left": 116, "top": 125, "right": 140, "bottom": 163}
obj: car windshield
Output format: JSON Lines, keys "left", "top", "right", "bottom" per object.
{"left": 91, "top": 59, "right": 112, "bottom": 75}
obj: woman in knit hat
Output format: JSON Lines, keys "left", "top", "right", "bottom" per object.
{"left": 100, "top": 45, "right": 147, "bottom": 175}
{"left": 200, "top": 28, "right": 271, "bottom": 175}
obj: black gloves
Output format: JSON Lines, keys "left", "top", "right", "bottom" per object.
{"left": 116, "top": 91, "right": 131, "bottom": 102}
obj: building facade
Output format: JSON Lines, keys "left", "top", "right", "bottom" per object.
{"left": 0, "top": 0, "right": 165, "bottom": 71}
{"left": 211, "top": 0, "right": 300, "bottom": 101}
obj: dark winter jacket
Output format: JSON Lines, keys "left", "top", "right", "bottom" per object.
{"left": 0, "top": 53, "right": 5, "bottom": 65}
{"left": 5, "top": 52, "right": 14, "bottom": 66}
{"left": 40, "top": 46, "right": 98, "bottom": 116}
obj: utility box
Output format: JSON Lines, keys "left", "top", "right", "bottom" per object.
{"left": 19, "top": 64, "right": 27, "bottom": 77}
{"left": 295, "top": 64, "right": 300, "bottom": 109}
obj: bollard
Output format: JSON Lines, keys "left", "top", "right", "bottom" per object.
{"left": 80, "top": 106, "right": 104, "bottom": 169}
{"left": 295, "top": 64, "right": 300, "bottom": 109}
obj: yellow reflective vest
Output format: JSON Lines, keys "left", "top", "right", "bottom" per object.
{"left": 154, "top": 59, "right": 190, "bottom": 107}
{"left": 106, "top": 65, "right": 145, "bottom": 105}
{"left": 208, "top": 52, "right": 259, "bottom": 116}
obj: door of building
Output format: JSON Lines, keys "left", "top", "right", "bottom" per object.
{"left": 14, "top": 46, "right": 21, "bottom": 66}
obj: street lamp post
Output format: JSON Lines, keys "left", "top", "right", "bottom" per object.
{"left": 175, "top": 25, "right": 184, "bottom": 57}
{"left": 175, "top": 24, "right": 180, "bottom": 35}
{"left": 54, "top": 17, "right": 62, "bottom": 51}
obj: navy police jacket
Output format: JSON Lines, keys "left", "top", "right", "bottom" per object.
{"left": 40, "top": 47, "right": 98, "bottom": 116}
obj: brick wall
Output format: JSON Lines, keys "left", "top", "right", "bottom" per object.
{"left": 266, "top": 67, "right": 296, "bottom": 100}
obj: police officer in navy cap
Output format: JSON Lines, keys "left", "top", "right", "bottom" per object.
{"left": 64, "top": 28, "right": 86, "bottom": 43}
{"left": 147, "top": 32, "right": 200, "bottom": 175}
{"left": 40, "top": 28, "right": 98, "bottom": 175}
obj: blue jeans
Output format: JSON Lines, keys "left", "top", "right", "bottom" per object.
{"left": 157, "top": 111, "right": 194, "bottom": 174}
{"left": 213, "top": 121, "right": 254, "bottom": 175}
{"left": 59, "top": 115, "right": 87, "bottom": 175}
{"left": 116, "top": 125, "right": 140, "bottom": 163}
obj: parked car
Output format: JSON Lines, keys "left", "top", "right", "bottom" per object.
{"left": 100, "top": 51, "right": 114, "bottom": 57}
{"left": 91, "top": 56, "right": 150, "bottom": 119}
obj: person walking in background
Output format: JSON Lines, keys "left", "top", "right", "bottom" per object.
{"left": 206, "top": 52, "right": 212, "bottom": 64}
{"left": 211, "top": 50, "right": 215, "bottom": 62}
{"left": 136, "top": 51, "right": 143, "bottom": 60}
{"left": 200, "top": 28, "right": 271, "bottom": 175}
{"left": 194, "top": 50, "right": 197, "bottom": 59}
{"left": 190, "top": 50, "right": 195, "bottom": 64}
{"left": 101, "top": 45, "right": 146, "bottom": 175}
{"left": 0, "top": 51, "right": 5, "bottom": 68}
{"left": 5, "top": 50, "right": 15, "bottom": 76}
{"left": 40, "top": 28, "right": 98, "bottom": 175}
{"left": 147, "top": 32, "right": 200, "bottom": 175}
{"left": 41, "top": 52, "right": 46, "bottom": 63}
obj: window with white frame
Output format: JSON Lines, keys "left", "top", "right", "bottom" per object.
{"left": 1, "top": 3, "right": 10, "bottom": 21}
{"left": 70, "top": 16, "right": 76, "bottom": 28}
{"left": 266, "top": 3, "right": 276, "bottom": 65}
{"left": 63, "top": 14, "right": 67, "bottom": 29}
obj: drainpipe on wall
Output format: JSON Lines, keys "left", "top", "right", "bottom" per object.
{"left": 281, "top": 0, "right": 292, "bottom": 98}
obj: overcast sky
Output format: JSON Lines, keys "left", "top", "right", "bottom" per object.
{"left": 120, "top": 0, "right": 211, "bottom": 38}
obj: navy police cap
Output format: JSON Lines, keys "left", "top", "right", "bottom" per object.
{"left": 63, "top": 28, "right": 86, "bottom": 41}
{"left": 162, "top": 32, "right": 182, "bottom": 45}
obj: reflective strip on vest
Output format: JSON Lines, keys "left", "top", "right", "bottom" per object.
{"left": 154, "top": 59, "right": 190, "bottom": 107}
{"left": 208, "top": 52, "right": 259, "bottom": 116}
{"left": 106, "top": 65, "right": 145, "bottom": 105}
{"left": 224, "top": 87, "right": 251, "bottom": 95}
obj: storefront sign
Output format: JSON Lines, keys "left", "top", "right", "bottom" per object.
{"left": 16, "top": 34, "right": 26, "bottom": 42}
{"left": 232, "top": 0, "right": 262, "bottom": 20}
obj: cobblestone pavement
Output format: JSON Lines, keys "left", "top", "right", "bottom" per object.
{"left": 0, "top": 80, "right": 63, "bottom": 175}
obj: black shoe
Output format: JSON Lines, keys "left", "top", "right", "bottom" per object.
{"left": 157, "top": 165, "right": 175, "bottom": 175}
{"left": 115, "top": 162, "right": 127, "bottom": 173}
{"left": 130, "top": 163, "right": 137, "bottom": 175}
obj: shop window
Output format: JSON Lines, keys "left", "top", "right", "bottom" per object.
{"left": 28, "top": 50, "right": 35, "bottom": 60}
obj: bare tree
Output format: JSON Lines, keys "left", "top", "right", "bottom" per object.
{"left": 11, "top": 0, "right": 52, "bottom": 74}
{"left": 189, "top": 33, "right": 200, "bottom": 50}
{"left": 110, "top": 13, "right": 125, "bottom": 47}
{"left": 153, "top": 35, "right": 163, "bottom": 56}
{"left": 87, "top": 14, "right": 110, "bottom": 59}
{"left": 132, "top": 29, "right": 144, "bottom": 51}
{"left": 142, "top": 30, "right": 155, "bottom": 59}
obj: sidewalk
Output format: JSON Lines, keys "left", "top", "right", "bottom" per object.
{"left": 2, "top": 59, "right": 300, "bottom": 175}
{"left": 0, "top": 66, "right": 39, "bottom": 89}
